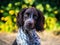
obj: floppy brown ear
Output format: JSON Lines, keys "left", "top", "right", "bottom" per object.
{"left": 36, "top": 10, "right": 45, "bottom": 31}
{"left": 16, "top": 8, "right": 28, "bottom": 27}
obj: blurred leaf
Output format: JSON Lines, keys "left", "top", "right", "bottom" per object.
{"left": 36, "top": 4, "right": 44, "bottom": 12}
{"left": 8, "top": 3, "right": 12, "bottom": 8}
{"left": 46, "top": 4, "right": 53, "bottom": 12}
{"left": 3, "top": 12, "right": 9, "bottom": 17}
{"left": 54, "top": 10, "right": 58, "bottom": 14}
{"left": 0, "top": 21, "right": 4, "bottom": 25}
{"left": 49, "top": 13, "right": 55, "bottom": 17}
{"left": 5, "top": 7, "right": 11, "bottom": 11}
{"left": 24, "top": 0, "right": 35, "bottom": 5}
{"left": 15, "top": 8, "right": 19, "bottom": 16}
{"left": 53, "top": 7, "right": 57, "bottom": 10}
{"left": 0, "top": 10, "right": 4, "bottom": 13}
{"left": 46, "top": 4, "right": 50, "bottom": 9}
{"left": 22, "top": 4, "right": 28, "bottom": 8}
{"left": 46, "top": 7, "right": 52, "bottom": 12}
{"left": 15, "top": 2, "right": 20, "bottom": 6}
{"left": 1, "top": 6, "right": 5, "bottom": 9}
{"left": 0, "top": 0, "right": 60, "bottom": 32}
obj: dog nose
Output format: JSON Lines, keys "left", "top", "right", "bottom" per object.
{"left": 27, "top": 22, "right": 32, "bottom": 26}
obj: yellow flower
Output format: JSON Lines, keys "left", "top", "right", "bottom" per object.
{"left": 1, "top": 17, "right": 5, "bottom": 20}
{"left": 15, "top": 25, "right": 18, "bottom": 30}
{"left": 3, "top": 16, "right": 11, "bottom": 21}
{"left": 9, "top": 21, "right": 12, "bottom": 25}
{"left": 9, "top": 10, "right": 15, "bottom": 15}
{"left": 4, "top": 16, "right": 9, "bottom": 21}
{"left": 46, "top": 17, "right": 57, "bottom": 29}
{"left": 46, "top": 17, "right": 56, "bottom": 24}
{"left": 54, "top": 10, "right": 58, "bottom": 14}
{"left": 13, "top": 25, "right": 18, "bottom": 30}
{"left": 44, "top": 24, "right": 46, "bottom": 28}
{"left": 6, "top": 19, "right": 12, "bottom": 25}
{"left": 28, "top": 0, "right": 32, "bottom": 3}
{"left": 1, "top": 24, "right": 5, "bottom": 32}
{"left": 14, "top": 18, "right": 16, "bottom": 22}
{"left": 22, "top": 4, "right": 28, "bottom": 8}
{"left": 0, "top": 10, "right": 4, "bottom": 13}
{"left": 49, "top": 24, "right": 54, "bottom": 29}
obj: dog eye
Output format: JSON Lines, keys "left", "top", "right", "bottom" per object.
{"left": 26, "top": 13, "right": 30, "bottom": 16}
{"left": 24, "top": 14, "right": 28, "bottom": 18}
{"left": 33, "top": 15, "right": 38, "bottom": 20}
{"left": 24, "top": 13, "right": 29, "bottom": 17}
{"left": 24, "top": 14, "right": 29, "bottom": 20}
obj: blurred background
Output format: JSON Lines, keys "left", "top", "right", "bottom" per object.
{"left": 0, "top": 0, "right": 60, "bottom": 45}
{"left": 0, "top": 0, "right": 60, "bottom": 33}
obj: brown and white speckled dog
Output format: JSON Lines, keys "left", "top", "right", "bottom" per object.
{"left": 13, "top": 7, "right": 45, "bottom": 45}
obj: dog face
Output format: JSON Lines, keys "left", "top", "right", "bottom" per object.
{"left": 17, "top": 7, "right": 45, "bottom": 31}
{"left": 23, "top": 8, "right": 38, "bottom": 30}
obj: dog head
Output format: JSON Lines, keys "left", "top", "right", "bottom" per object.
{"left": 17, "top": 7, "right": 45, "bottom": 31}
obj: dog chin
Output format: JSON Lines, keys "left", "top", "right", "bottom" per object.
{"left": 24, "top": 26, "right": 34, "bottom": 31}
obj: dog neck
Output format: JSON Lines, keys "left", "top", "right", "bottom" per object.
{"left": 19, "top": 27, "right": 36, "bottom": 38}
{"left": 21, "top": 27, "right": 36, "bottom": 43}
{"left": 21, "top": 27, "right": 36, "bottom": 34}
{"left": 17, "top": 27, "right": 40, "bottom": 45}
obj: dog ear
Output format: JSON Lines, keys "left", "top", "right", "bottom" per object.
{"left": 36, "top": 10, "right": 45, "bottom": 31}
{"left": 16, "top": 8, "right": 28, "bottom": 27}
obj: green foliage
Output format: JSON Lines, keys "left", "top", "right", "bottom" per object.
{"left": 0, "top": 0, "right": 60, "bottom": 33}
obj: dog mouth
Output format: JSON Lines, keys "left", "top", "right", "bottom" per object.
{"left": 24, "top": 23, "right": 34, "bottom": 30}
{"left": 26, "top": 24, "right": 34, "bottom": 29}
